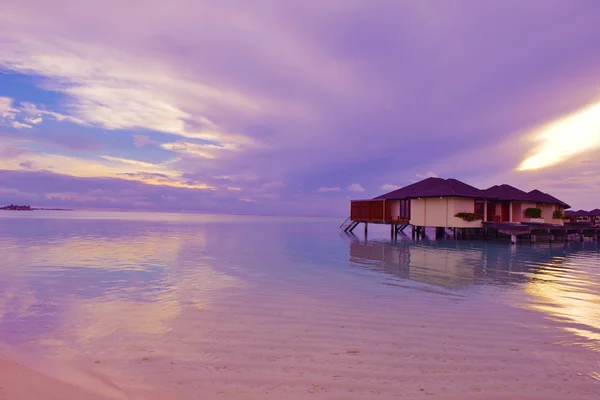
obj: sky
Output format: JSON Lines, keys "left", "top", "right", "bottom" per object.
{"left": 0, "top": 0, "right": 599, "bottom": 216}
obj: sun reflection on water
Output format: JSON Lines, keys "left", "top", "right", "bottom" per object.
{"left": 522, "top": 254, "right": 600, "bottom": 351}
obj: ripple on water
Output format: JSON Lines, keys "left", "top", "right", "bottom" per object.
{"left": 0, "top": 213, "right": 599, "bottom": 398}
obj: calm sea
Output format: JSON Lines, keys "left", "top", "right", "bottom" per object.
{"left": 0, "top": 211, "right": 599, "bottom": 398}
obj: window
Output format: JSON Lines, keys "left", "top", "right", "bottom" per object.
{"left": 399, "top": 199, "right": 410, "bottom": 219}
{"left": 474, "top": 200, "right": 484, "bottom": 215}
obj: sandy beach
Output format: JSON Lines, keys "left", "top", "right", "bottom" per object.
{"left": 2, "top": 286, "right": 598, "bottom": 400}
{"left": 0, "top": 357, "right": 114, "bottom": 400}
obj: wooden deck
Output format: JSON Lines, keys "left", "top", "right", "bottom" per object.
{"left": 342, "top": 219, "right": 600, "bottom": 244}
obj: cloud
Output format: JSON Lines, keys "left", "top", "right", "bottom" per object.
{"left": 0, "top": 97, "right": 81, "bottom": 129}
{"left": 518, "top": 101, "right": 600, "bottom": 171}
{"left": 0, "top": 33, "right": 258, "bottom": 153}
{"left": 0, "top": 1, "right": 599, "bottom": 215}
{"left": 9, "top": 121, "right": 32, "bottom": 129}
{"left": 0, "top": 140, "right": 211, "bottom": 190}
{"left": 19, "top": 102, "right": 79, "bottom": 124}
{"left": 0, "top": 96, "right": 15, "bottom": 116}
{"left": 18, "top": 161, "right": 35, "bottom": 169}
{"left": 0, "top": 169, "right": 343, "bottom": 216}
{"left": 316, "top": 187, "right": 341, "bottom": 192}
{"left": 261, "top": 181, "right": 285, "bottom": 190}
{"left": 0, "top": 96, "right": 18, "bottom": 126}
{"left": 25, "top": 116, "right": 43, "bottom": 124}
{"left": 346, "top": 183, "right": 364, "bottom": 192}
{"left": 0, "top": 146, "right": 31, "bottom": 159}
{"left": 380, "top": 184, "right": 401, "bottom": 191}
{"left": 133, "top": 135, "right": 154, "bottom": 147}
{"left": 98, "top": 155, "right": 161, "bottom": 170}
{"left": 416, "top": 172, "right": 438, "bottom": 179}
{"left": 160, "top": 141, "right": 233, "bottom": 159}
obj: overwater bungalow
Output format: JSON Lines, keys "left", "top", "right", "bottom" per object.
{"left": 527, "top": 189, "right": 570, "bottom": 223}
{"left": 565, "top": 209, "right": 600, "bottom": 225}
{"left": 565, "top": 210, "right": 589, "bottom": 222}
{"left": 481, "top": 185, "right": 566, "bottom": 225}
{"left": 343, "top": 177, "right": 582, "bottom": 243}
{"left": 590, "top": 209, "right": 600, "bottom": 226}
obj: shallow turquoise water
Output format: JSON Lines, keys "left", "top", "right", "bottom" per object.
{"left": 0, "top": 211, "right": 599, "bottom": 348}
{"left": 0, "top": 212, "right": 600, "bottom": 342}
{"left": 0, "top": 211, "right": 599, "bottom": 396}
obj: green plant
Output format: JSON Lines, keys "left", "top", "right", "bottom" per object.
{"left": 524, "top": 207, "right": 542, "bottom": 218}
{"left": 552, "top": 209, "right": 564, "bottom": 219}
{"left": 455, "top": 212, "right": 483, "bottom": 222}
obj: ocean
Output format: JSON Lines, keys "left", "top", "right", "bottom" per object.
{"left": 0, "top": 211, "right": 599, "bottom": 399}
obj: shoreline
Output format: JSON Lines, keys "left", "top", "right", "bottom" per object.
{"left": 0, "top": 344, "right": 128, "bottom": 400}
{"left": 0, "top": 356, "right": 115, "bottom": 400}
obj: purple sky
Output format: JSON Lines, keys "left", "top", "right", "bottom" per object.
{"left": 0, "top": 0, "right": 599, "bottom": 216}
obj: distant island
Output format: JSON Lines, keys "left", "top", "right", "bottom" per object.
{"left": 1, "top": 204, "right": 33, "bottom": 211}
{"left": 1, "top": 205, "right": 73, "bottom": 211}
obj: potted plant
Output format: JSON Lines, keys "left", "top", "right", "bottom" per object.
{"left": 552, "top": 210, "right": 564, "bottom": 220}
{"left": 524, "top": 208, "right": 542, "bottom": 218}
{"left": 454, "top": 212, "right": 483, "bottom": 222}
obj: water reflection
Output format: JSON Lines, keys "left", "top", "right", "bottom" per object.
{"left": 0, "top": 215, "right": 240, "bottom": 355}
{"left": 347, "top": 236, "right": 600, "bottom": 349}
{"left": 1, "top": 210, "right": 599, "bottom": 376}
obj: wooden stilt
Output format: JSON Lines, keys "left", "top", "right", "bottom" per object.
{"left": 435, "top": 227, "right": 445, "bottom": 239}
{"left": 510, "top": 234, "right": 517, "bottom": 244}
{"left": 347, "top": 221, "right": 358, "bottom": 233}
{"left": 364, "top": 222, "right": 368, "bottom": 236}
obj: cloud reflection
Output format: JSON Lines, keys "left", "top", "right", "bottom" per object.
{"left": 0, "top": 218, "right": 241, "bottom": 357}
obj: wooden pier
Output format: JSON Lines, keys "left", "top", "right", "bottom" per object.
{"left": 341, "top": 219, "right": 600, "bottom": 244}
{"left": 343, "top": 177, "right": 595, "bottom": 244}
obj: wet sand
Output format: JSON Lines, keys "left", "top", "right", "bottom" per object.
{"left": 0, "top": 357, "right": 112, "bottom": 400}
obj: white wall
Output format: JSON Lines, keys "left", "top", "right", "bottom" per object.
{"left": 541, "top": 204, "right": 564, "bottom": 225}
{"left": 410, "top": 198, "right": 426, "bottom": 226}
{"left": 409, "top": 197, "right": 482, "bottom": 228}
{"left": 449, "top": 198, "right": 482, "bottom": 228}
{"left": 520, "top": 202, "right": 543, "bottom": 223}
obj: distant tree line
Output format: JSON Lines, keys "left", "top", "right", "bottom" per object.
{"left": 0, "top": 204, "right": 33, "bottom": 211}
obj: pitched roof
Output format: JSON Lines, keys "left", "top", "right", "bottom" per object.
{"left": 527, "top": 189, "right": 571, "bottom": 209}
{"left": 482, "top": 184, "right": 532, "bottom": 202}
{"left": 565, "top": 209, "right": 591, "bottom": 217}
{"left": 589, "top": 208, "right": 600, "bottom": 216}
{"left": 374, "top": 177, "right": 490, "bottom": 200}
